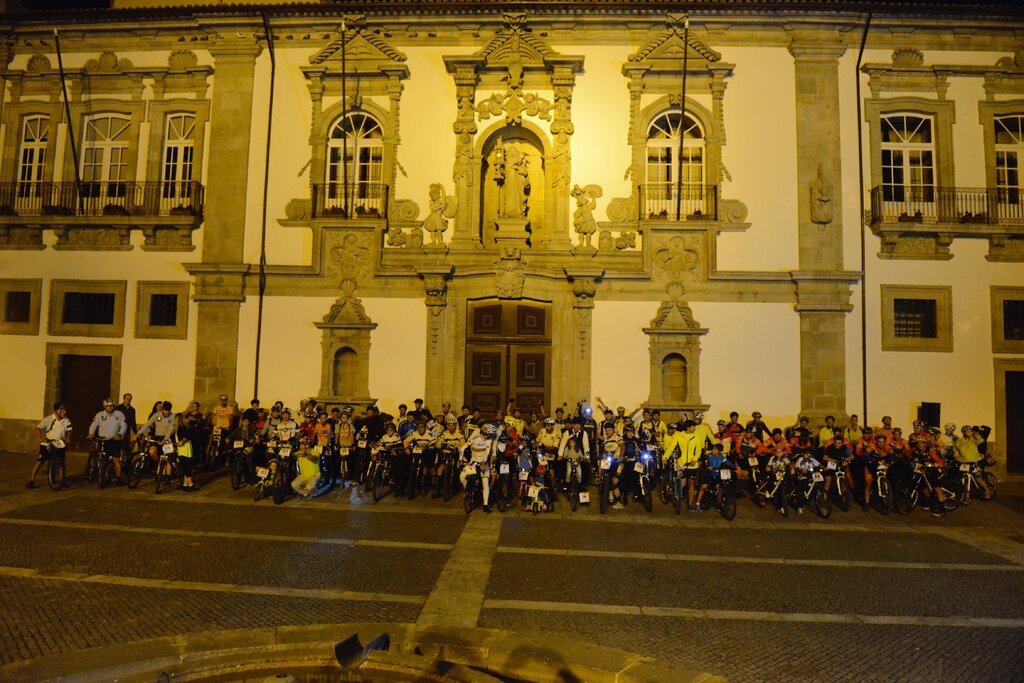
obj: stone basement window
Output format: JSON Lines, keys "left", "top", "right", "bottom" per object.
{"left": 135, "top": 281, "right": 190, "bottom": 340}
{"left": 48, "top": 280, "right": 127, "bottom": 338}
{"left": 991, "top": 286, "right": 1024, "bottom": 354}
{"left": 0, "top": 279, "right": 42, "bottom": 335}
{"left": 881, "top": 284, "right": 952, "bottom": 352}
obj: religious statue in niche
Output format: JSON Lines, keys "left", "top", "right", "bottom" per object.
{"left": 491, "top": 137, "right": 531, "bottom": 219}
{"left": 810, "top": 162, "right": 834, "bottom": 225}
{"left": 422, "top": 183, "right": 458, "bottom": 245}
{"left": 572, "top": 184, "right": 602, "bottom": 248}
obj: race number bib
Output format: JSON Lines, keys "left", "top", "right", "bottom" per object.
{"left": 339, "top": 447, "right": 350, "bottom": 456}
{"left": 413, "top": 446, "right": 424, "bottom": 454}
{"left": 527, "top": 485, "right": 540, "bottom": 498}
{"left": 162, "top": 443, "right": 174, "bottom": 455}
{"left": 462, "top": 464, "right": 477, "bottom": 476}
{"left": 827, "top": 461, "right": 837, "bottom": 471}
{"left": 720, "top": 469, "right": 732, "bottom": 480}
{"left": 358, "top": 440, "right": 367, "bottom": 449}
{"left": 233, "top": 440, "right": 244, "bottom": 449}
{"left": 499, "top": 463, "right": 510, "bottom": 474}
{"left": 748, "top": 457, "right": 759, "bottom": 467}
{"left": 579, "top": 492, "right": 590, "bottom": 504}
{"left": 51, "top": 439, "right": 65, "bottom": 449}
{"left": 634, "top": 462, "right": 645, "bottom": 473}
{"left": 518, "top": 470, "right": 530, "bottom": 481}
{"left": 812, "top": 472, "right": 824, "bottom": 483}
{"left": 256, "top": 467, "right": 270, "bottom": 479}
{"left": 600, "top": 459, "right": 611, "bottom": 471}
{"left": 959, "top": 463, "right": 970, "bottom": 472}
{"left": 279, "top": 446, "right": 292, "bottom": 457}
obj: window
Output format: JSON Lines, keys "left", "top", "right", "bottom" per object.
{"left": 16, "top": 115, "right": 48, "bottom": 209}
{"left": 881, "top": 285, "right": 952, "bottom": 352}
{"left": 161, "top": 113, "right": 195, "bottom": 211}
{"left": 0, "top": 279, "right": 41, "bottom": 335}
{"left": 645, "top": 110, "right": 707, "bottom": 218}
{"left": 80, "top": 115, "right": 131, "bottom": 205}
{"left": 991, "top": 287, "right": 1024, "bottom": 354}
{"left": 48, "top": 280, "right": 127, "bottom": 338}
{"left": 881, "top": 114, "right": 935, "bottom": 207}
{"left": 994, "top": 114, "right": 1023, "bottom": 215}
{"left": 62, "top": 292, "right": 115, "bottom": 325}
{"left": 135, "top": 281, "right": 189, "bottom": 339}
{"left": 325, "top": 112, "right": 384, "bottom": 215}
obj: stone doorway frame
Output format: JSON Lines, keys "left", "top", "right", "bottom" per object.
{"left": 994, "top": 357, "right": 1024, "bottom": 482}
{"left": 44, "top": 342, "right": 123, "bottom": 418}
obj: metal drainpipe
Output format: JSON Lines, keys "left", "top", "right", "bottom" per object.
{"left": 254, "top": 14, "right": 276, "bottom": 399}
{"left": 855, "top": 12, "right": 873, "bottom": 423}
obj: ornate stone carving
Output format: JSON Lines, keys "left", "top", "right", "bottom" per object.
{"left": 891, "top": 48, "right": 925, "bottom": 67}
{"left": 598, "top": 230, "right": 637, "bottom": 251}
{"left": 323, "top": 279, "right": 371, "bottom": 324}
{"left": 572, "top": 184, "right": 601, "bottom": 247}
{"left": 878, "top": 234, "right": 953, "bottom": 260}
{"left": 53, "top": 227, "right": 131, "bottom": 251}
{"left": 571, "top": 278, "right": 596, "bottom": 309}
{"left": 324, "top": 230, "right": 371, "bottom": 282}
{"left": 650, "top": 282, "right": 700, "bottom": 330}
{"left": 284, "top": 198, "right": 312, "bottom": 222}
{"left": 391, "top": 198, "right": 421, "bottom": 222}
{"left": 494, "top": 246, "right": 527, "bottom": 299}
{"left": 168, "top": 49, "right": 199, "bottom": 70}
{"left": 423, "top": 183, "right": 458, "bottom": 245}
{"left": 309, "top": 15, "right": 407, "bottom": 65}
{"left": 423, "top": 274, "right": 448, "bottom": 311}
{"left": 719, "top": 198, "right": 749, "bottom": 225}
{"left": 628, "top": 14, "right": 722, "bottom": 64}
{"left": 25, "top": 54, "right": 51, "bottom": 73}
{"left": 652, "top": 233, "right": 705, "bottom": 281}
{"left": 475, "top": 89, "right": 552, "bottom": 126}
{"left": 987, "top": 236, "right": 1024, "bottom": 262}
{"left": 84, "top": 51, "right": 134, "bottom": 73}
{"left": 141, "top": 226, "right": 196, "bottom": 251}
{"left": 0, "top": 226, "right": 44, "bottom": 249}
{"left": 810, "top": 162, "right": 834, "bottom": 225}
{"left": 606, "top": 191, "right": 638, "bottom": 224}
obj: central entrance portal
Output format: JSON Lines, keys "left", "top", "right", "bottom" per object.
{"left": 465, "top": 300, "right": 551, "bottom": 418}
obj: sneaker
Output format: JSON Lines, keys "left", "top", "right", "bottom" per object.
{"left": 861, "top": 502, "right": 869, "bottom": 512}
{"left": 483, "top": 504, "right": 492, "bottom": 513}
{"left": 25, "top": 481, "right": 35, "bottom": 489}
{"left": 932, "top": 510, "right": 945, "bottom": 518}
{"left": 796, "top": 507, "right": 803, "bottom": 516}
{"left": 688, "top": 505, "right": 699, "bottom": 513}
{"left": 777, "top": 506, "right": 786, "bottom": 516}
{"left": 612, "top": 502, "right": 624, "bottom": 510}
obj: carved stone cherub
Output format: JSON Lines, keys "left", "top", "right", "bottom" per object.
{"left": 571, "top": 184, "right": 602, "bottom": 248}
{"left": 422, "top": 183, "right": 458, "bottom": 245}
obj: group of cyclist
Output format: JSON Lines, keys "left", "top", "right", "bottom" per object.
{"left": 27, "top": 393, "right": 996, "bottom": 519}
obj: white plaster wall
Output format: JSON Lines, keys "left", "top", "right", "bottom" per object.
{"left": 363, "top": 298, "right": 425, "bottom": 415}
{"left": 714, "top": 46, "right": 798, "bottom": 272}
{"left": 591, "top": 300, "right": 801, "bottom": 428}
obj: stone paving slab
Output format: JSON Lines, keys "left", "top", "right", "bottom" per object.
{"left": 0, "top": 577, "right": 419, "bottom": 666}
{"left": 479, "top": 609, "right": 1024, "bottom": 683}
{"left": 486, "top": 552, "right": 1024, "bottom": 619}
{"left": 1, "top": 493, "right": 466, "bottom": 545}
{"left": 0, "top": 524, "right": 447, "bottom": 596}
{"left": 499, "top": 517, "right": 1010, "bottom": 565}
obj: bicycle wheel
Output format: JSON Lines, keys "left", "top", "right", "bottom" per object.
{"left": 941, "top": 477, "right": 963, "bottom": 511}
{"left": 127, "top": 455, "right": 145, "bottom": 489}
{"left": 979, "top": 472, "right": 997, "bottom": 501}
{"left": 373, "top": 465, "right": 388, "bottom": 502}
{"left": 719, "top": 487, "right": 737, "bottom": 522}
{"left": 960, "top": 475, "right": 973, "bottom": 506}
{"left": 230, "top": 457, "right": 244, "bottom": 490}
{"left": 814, "top": 487, "right": 832, "bottom": 519}
{"left": 85, "top": 451, "right": 98, "bottom": 483}
{"left": 363, "top": 460, "right": 377, "bottom": 493}
{"left": 835, "top": 479, "right": 851, "bottom": 512}
{"left": 47, "top": 457, "right": 65, "bottom": 491}
{"left": 496, "top": 475, "right": 513, "bottom": 513}
{"left": 641, "top": 477, "right": 653, "bottom": 513}
{"left": 873, "top": 477, "right": 891, "bottom": 515}
{"left": 253, "top": 480, "right": 267, "bottom": 502}
{"left": 672, "top": 480, "right": 682, "bottom": 515}
{"left": 774, "top": 486, "right": 788, "bottom": 517}
{"left": 599, "top": 474, "right": 610, "bottom": 514}
{"left": 893, "top": 483, "right": 917, "bottom": 515}
{"left": 442, "top": 467, "right": 455, "bottom": 502}
{"left": 569, "top": 480, "right": 580, "bottom": 512}
{"left": 155, "top": 460, "right": 167, "bottom": 494}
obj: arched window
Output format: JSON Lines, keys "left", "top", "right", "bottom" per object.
{"left": 661, "top": 353, "right": 688, "bottom": 403}
{"left": 646, "top": 111, "right": 705, "bottom": 218}
{"left": 994, "top": 114, "right": 1023, "bottom": 212}
{"left": 81, "top": 114, "right": 131, "bottom": 201}
{"left": 16, "top": 115, "right": 48, "bottom": 205}
{"left": 161, "top": 113, "right": 195, "bottom": 208}
{"left": 326, "top": 112, "right": 384, "bottom": 216}
{"left": 332, "top": 347, "right": 357, "bottom": 396}
{"left": 880, "top": 113, "right": 934, "bottom": 208}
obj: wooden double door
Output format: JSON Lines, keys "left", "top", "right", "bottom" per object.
{"left": 465, "top": 301, "right": 550, "bottom": 419}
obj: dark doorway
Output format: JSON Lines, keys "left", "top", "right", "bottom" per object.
{"left": 1007, "top": 371, "right": 1024, "bottom": 474}
{"left": 465, "top": 301, "right": 551, "bottom": 419}
{"left": 58, "top": 354, "right": 111, "bottom": 450}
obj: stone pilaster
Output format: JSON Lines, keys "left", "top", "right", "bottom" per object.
{"left": 564, "top": 269, "right": 602, "bottom": 405}
{"left": 419, "top": 267, "right": 453, "bottom": 409}
{"left": 542, "top": 66, "right": 576, "bottom": 249}
{"left": 449, "top": 67, "right": 480, "bottom": 249}
{"left": 190, "top": 266, "right": 247, "bottom": 408}
{"left": 793, "top": 274, "right": 854, "bottom": 426}
{"left": 202, "top": 38, "right": 262, "bottom": 264}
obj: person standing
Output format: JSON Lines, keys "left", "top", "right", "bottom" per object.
{"left": 27, "top": 403, "right": 72, "bottom": 489}
{"left": 114, "top": 393, "right": 137, "bottom": 460}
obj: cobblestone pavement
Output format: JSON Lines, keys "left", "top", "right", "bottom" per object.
{"left": 1, "top": 450, "right": 1023, "bottom": 681}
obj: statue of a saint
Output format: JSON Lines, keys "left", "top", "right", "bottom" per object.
{"left": 810, "top": 162, "right": 834, "bottom": 225}
{"left": 572, "top": 184, "right": 602, "bottom": 248}
{"left": 493, "top": 138, "right": 531, "bottom": 219}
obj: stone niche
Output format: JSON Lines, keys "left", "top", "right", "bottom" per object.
{"left": 643, "top": 283, "right": 709, "bottom": 422}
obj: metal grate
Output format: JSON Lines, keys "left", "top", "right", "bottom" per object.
{"left": 148, "top": 293, "right": 178, "bottom": 327}
{"left": 4, "top": 291, "right": 31, "bottom": 323}
{"left": 62, "top": 292, "right": 115, "bottom": 325}
{"left": 893, "top": 298, "right": 937, "bottom": 338}
{"left": 1005, "top": 299, "right": 1024, "bottom": 341}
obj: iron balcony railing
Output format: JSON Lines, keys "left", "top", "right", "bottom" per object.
{"left": 639, "top": 183, "right": 719, "bottom": 221}
{"left": 870, "top": 185, "right": 1024, "bottom": 226}
{"left": 0, "top": 180, "right": 204, "bottom": 219}
{"left": 312, "top": 182, "right": 389, "bottom": 219}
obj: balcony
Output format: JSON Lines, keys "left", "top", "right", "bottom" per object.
{"left": 639, "top": 184, "right": 719, "bottom": 222}
{"left": 311, "top": 182, "right": 389, "bottom": 220}
{"left": 869, "top": 185, "right": 1024, "bottom": 260}
{"left": 869, "top": 186, "right": 1024, "bottom": 228}
{"left": 0, "top": 181, "right": 205, "bottom": 251}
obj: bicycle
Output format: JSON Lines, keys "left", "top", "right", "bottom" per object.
{"left": 792, "top": 466, "right": 831, "bottom": 519}
{"left": 154, "top": 441, "right": 179, "bottom": 494}
{"left": 373, "top": 448, "right": 398, "bottom": 502}
{"left": 956, "top": 460, "right": 997, "bottom": 505}
{"left": 868, "top": 456, "right": 892, "bottom": 515}
{"left": 41, "top": 439, "right": 67, "bottom": 491}
{"left": 823, "top": 455, "right": 853, "bottom": 512}
{"left": 85, "top": 436, "right": 120, "bottom": 488}
{"left": 462, "top": 461, "right": 483, "bottom": 514}
{"left": 700, "top": 465, "right": 738, "bottom": 521}
{"left": 563, "top": 457, "right": 588, "bottom": 511}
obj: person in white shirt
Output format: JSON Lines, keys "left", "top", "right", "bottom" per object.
{"left": 460, "top": 423, "right": 498, "bottom": 512}
{"left": 27, "top": 403, "right": 72, "bottom": 489}
{"left": 88, "top": 398, "right": 128, "bottom": 481}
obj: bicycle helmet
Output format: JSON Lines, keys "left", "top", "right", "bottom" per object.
{"left": 717, "top": 419, "right": 727, "bottom": 426}
{"left": 944, "top": 422, "right": 956, "bottom": 432}
{"left": 695, "top": 412, "right": 705, "bottom": 421}
{"left": 481, "top": 423, "right": 497, "bottom": 437}
{"left": 623, "top": 423, "right": 636, "bottom": 433}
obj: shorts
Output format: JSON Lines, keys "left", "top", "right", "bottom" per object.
{"left": 681, "top": 467, "right": 700, "bottom": 479}
{"left": 37, "top": 444, "right": 65, "bottom": 461}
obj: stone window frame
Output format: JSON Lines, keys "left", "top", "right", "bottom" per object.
{"left": 63, "top": 99, "right": 146, "bottom": 186}
{"left": 135, "top": 281, "right": 190, "bottom": 340}
{"left": 978, "top": 100, "right": 1024, "bottom": 196}
{"left": 991, "top": 286, "right": 1024, "bottom": 354}
{"left": 310, "top": 99, "right": 396, "bottom": 198}
{"left": 0, "top": 102, "right": 63, "bottom": 188}
{"left": 880, "top": 284, "right": 953, "bottom": 353}
{"left": 865, "top": 97, "right": 956, "bottom": 199}
{"left": 145, "top": 99, "right": 211, "bottom": 189}
{"left": 48, "top": 279, "right": 127, "bottom": 338}
{"left": 0, "top": 278, "right": 42, "bottom": 335}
